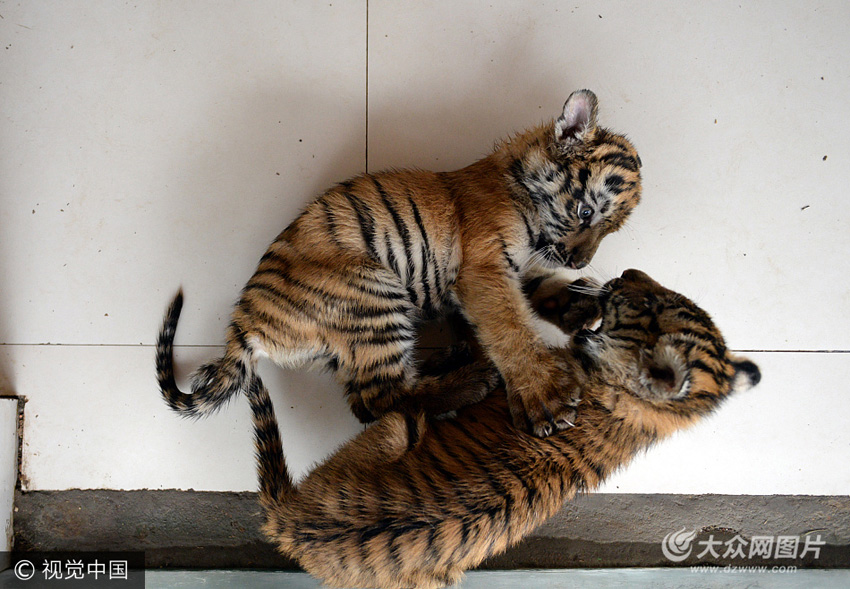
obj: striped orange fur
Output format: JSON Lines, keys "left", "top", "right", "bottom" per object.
{"left": 247, "top": 269, "right": 761, "bottom": 588}
{"left": 156, "top": 89, "right": 642, "bottom": 436}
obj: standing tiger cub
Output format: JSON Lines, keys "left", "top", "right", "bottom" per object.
{"left": 156, "top": 89, "right": 642, "bottom": 436}
{"left": 247, "top": 269, "right": 761, "bottom": 588}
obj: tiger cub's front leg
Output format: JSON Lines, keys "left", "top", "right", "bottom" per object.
{"left": 456, "top": 263, "right": 584, "bottom": 438}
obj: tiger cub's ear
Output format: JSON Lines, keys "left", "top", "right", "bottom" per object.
{"left": 638, "top": 342, "right": 690, "bottom": 401}
{"left": 729, "top": 356, "right": 762, "bottom": 393}
{"left": 555, "top": 89, "right": 599, "bottom": 146}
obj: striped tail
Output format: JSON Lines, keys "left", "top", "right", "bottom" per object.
{"left": 246, "top": 374, "right": 296, "bottom": 508}
{"left": 155, "top": 290, "right": 252, "bottom": 418}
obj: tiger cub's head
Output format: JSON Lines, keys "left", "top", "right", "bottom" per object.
{"left": 507, "top": 89, "right": 642, "bottom": 270}
{"left": 574, "top": 269, "right": 760, "bottom": 417}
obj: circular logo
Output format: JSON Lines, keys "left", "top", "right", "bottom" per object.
{"left": 14, "top": 559, "right": 36, "bottom": 581}
{"left": 661, "top": 527, "right": 697, "bottom": 562}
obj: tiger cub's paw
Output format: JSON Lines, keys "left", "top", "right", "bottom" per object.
{"left": 529, "top": 277, "right": 603, "bottom": 335}
{"left": 509, "top": 362, "right": 582, "bottom": 438}
{"left": 411, "top": 357, "right": 502, "bottom": 416}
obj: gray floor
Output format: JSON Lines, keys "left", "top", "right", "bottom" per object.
{"left": 144, "top": 569, "right": 847, "bottom": 589}
{"left": 2, "top": 568, "right": 849, "bottom": 588}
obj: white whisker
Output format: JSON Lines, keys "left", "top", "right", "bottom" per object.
{"left": 568, "top": 284, "right": 604, "bottom": 296}
{"left": 583, "top": 262, "right": 615, "bottom": 284}
{"left": 523, "top": 248, "right": 549, "bottom": 273}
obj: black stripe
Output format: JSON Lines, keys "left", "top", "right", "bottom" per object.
{"left": 509, "top": 157, "right": 526, "bottom": 188}
{"left": 342, "top": 191, "right": 380, "bottom": 261}
{"left": 675, "top": 308, "right": 706, "bottom": 323}
{"left": 345, "top": 278, "right": 408, "bottom": 300}
{"left": 598, "top": 152, "right": 639, "bottom": 172}
{"left": 459, "top": 518, "right": 471, "bottom": 549}
{"left": 462, "top": 429, "right": 538, "bottom": 515}
{"left": 258, "top": 247, "right": 289, "bottom": 269}
{"left": 404, "top": 413, "right": 421, "bottom": 451}
{"left": 375, "top": 179, "right": 416, "bottom": 284}
{"left": 419, "top": 455, "right": 452, "bottom": 504}
{"left": 522, "top": 212, "right": 538, "bottom": 249}
{"left": 674, "top": 324, "right": 716, "bottom": 340}
{"left": 407, "top": 197, "right": 436, "bottom": 313}
{"left": 548, "top": 206, "right": 571, "bottom": 233}
{"left": 228, "top": 318, "right": 248, "bottom": 344}
{"left": 557, "top": 161, "right": 573, "bottom": 194}
{"left": 408, "top": 197, "right": 432, "bottom": 258}
{"left": 349, "top": 371, "right": 407, "bottom": 393}
{"left": 360, "top": 348, "right": 409, "bottom": 373}
{"left": 570, "top": 187, "right": 586, "bottom": 205}
{"left": 419, "top": 444, "right": 462, "bottom": 485}
{"left": 322, "top": 199, "right": 346, "bottom": 249}
{"left": 577, "top": 167, "right": 590, "bottom": 189}
{"left": 252, "top": 271, "right": 411, "bottom": 320}
{"left": 607, "top": 332, "right": 648, "bottom": 347}
{"left": 442, "top": 421, "right": 515, "bottom": 521}
{"left": 604, "top": 174, "right": 625, "bottom": 194}
{"left": 556, "top": 442, "right": 590, "bottom": 491}
{"left": 353, "top": 330, "right": 415, "bottom": 347}
{"left": 357, "top": 530, "right": 377, "bottom": 579}
{"left": 427, "top": 427, "right": 518, "bottom": 532}
{"left": 243, "top": 283, "right": 317, "bottom": 321}
{"left": 244, "top": 280, "right": 409, "bottom": 326}
{"left": 418, "top": 245, "right": 434, "bottom": 315}
{"left": 252, "top": 267, "right": 341, "bottom": 303}
{"left": 339, "top": 319, "right": 413, "bottom": 337}
{"left": 384, "top": 232, "right": 401, "bottom": 276}
{"left": 387, "top": 533, "right": 405, "bottom": 572}
{"left": 500, "top": 239, "right": 521, "bottom": 274}
{"left": 400, "top": 468, "right": 424, "bottom": 507}
{"left": 689, "top": 358, "right": 725, "bottom": 385}
{"left": 426, "top": 524, "right": 441, "bottom": 564}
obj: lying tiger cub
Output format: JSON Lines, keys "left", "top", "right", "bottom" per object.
{"left": 246, "top": 269, "right": 760, "bottom": 589}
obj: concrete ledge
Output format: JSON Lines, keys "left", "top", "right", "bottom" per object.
{"left": 13, "top": 490, "right": 850, "bottom": 569}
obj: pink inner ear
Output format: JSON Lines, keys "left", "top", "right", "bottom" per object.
{"left": 558, "top": 96, "right": 592, "bottom": 143}
{"left": 565, "top": 99, "right": 591, "bottom": 129}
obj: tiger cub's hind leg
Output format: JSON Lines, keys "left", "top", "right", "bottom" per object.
{"left": 396, "top": 342, "right": 502, "bottom": 417}
{"left": 340, "top": 326, "right": 500, "bottom": 421}
{"left": 338, "top": 311, "right": 420, "bottom": 423}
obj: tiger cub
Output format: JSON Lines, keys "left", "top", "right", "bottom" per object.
{"left": 156, "top": 89, "right": 642, "bottom": 436}
{"left": 247, "top": 269, "right": 761, "bottom": 589}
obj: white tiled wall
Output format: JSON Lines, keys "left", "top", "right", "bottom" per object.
{"left": 1, "top": 2, "right": 848, "bottom": 494}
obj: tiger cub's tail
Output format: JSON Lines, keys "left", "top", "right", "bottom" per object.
{"left": 246, "top": 374, "right": 297, "bottom": 509}
{"left": 155, "top": 290, "right": 253, "bottom": 418}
